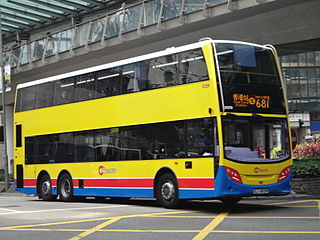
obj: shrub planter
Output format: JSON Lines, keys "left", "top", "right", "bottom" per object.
{"left": 291, "top": 178, "right": 320, "bottom": 194}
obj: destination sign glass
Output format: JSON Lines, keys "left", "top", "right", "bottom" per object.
{"left": 222, "top": 84, "right": 286, "bottom": 114}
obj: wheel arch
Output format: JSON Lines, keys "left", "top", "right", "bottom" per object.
{"left": 36, "top": 170, "right": 50, "bottom": 195}
{"left": 153, "top": 167, "right": 178, "bottom": 197}
{"left": 57, "top": 169, "right": 73, "bottom": 186}
{"left": 57, "top": 170, "right": 75, "bottom": 201}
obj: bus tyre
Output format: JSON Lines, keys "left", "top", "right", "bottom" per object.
{"left": 156, "top": 173, "right": 179, "bottom": 209}
{"left": 39, "top": 174, "right": 57, "bottom": 201}
{"left": 220, "top": 197, "right": 242, "bottom": 205}
{"left": 58, "top": 173, "right": 74, "bottom": 202}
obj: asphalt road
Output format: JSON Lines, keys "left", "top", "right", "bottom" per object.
{"left": 0, "top": 192, "right": 319, "bottom": 240}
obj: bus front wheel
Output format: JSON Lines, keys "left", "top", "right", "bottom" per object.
{"left": 156, "top": 173, "right": 179, "bottom": 209}
{"left": 58, "top": 173, "right": 74, "bottom": 201}
{"left": 38, "top": 174, "right": 57, "bottom": 201}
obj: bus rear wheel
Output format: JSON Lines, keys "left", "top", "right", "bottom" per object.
{"left": 38, "top": 174, "right": 57, "bottom": 201}
{"left": 156, "top": 173, "right": 179, "bottom": 209}
{"left": 58, "top": 173, "right": 74, "bottom": 201}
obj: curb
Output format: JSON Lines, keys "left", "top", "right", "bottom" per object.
{"left": 244, "top": 193, "right": 320, "bottom": 201}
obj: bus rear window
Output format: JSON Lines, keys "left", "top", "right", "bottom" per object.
{"left": 16, "top": 86, "right": 36, "bottom": 112}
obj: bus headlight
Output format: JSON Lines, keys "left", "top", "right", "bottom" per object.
{"left": 224, "top": 166, "right": 242, "bottom": 184}
{"left": 277, "top": 166, "right": 292, "bottom": 183}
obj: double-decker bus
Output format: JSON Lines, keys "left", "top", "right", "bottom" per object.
{"left": 14, "top": 39, "right": 292, "bottom": 208}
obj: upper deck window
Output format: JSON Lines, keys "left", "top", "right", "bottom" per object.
{"left": 216, "top": 43, "right": 281, "bottom": 86}
{"left": 15, "top": 48, "right": 208, "bottom": 112}
{"left": 36, "top": 82, "right": 54, "bottom": 109}
{"left": 75, "top": 73, "right": 96, "bottom": 101}
{"left": 54, "top": 77, "right": 75, "bottom": 105}
{"left": 215, "top": 43, "right": 286, "bottom": 114}
{"left": 16, "top": 86, "right": 36, "bottom": 112}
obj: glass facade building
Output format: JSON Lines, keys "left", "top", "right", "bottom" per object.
{"left": 281, "top": 51, "right": 320, "bottom": 135}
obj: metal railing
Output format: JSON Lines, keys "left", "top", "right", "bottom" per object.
{"left": 4, "top": 0, "right": 230, "bottom": 69}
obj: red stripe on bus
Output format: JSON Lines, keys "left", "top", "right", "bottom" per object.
{"left": 23, "top": 178, "right": 57, "bottom": 187}
{"left": 75, "top": 178, "right": 154, "bottom": 188}
{"left": 178, "top": 178, "right": 214, "bottom": 189}
{"left": 23, "top": 178, "right": 214, "bottom": 189}
{"left": 24, "top": 179, "right": 36, "bottom": 186}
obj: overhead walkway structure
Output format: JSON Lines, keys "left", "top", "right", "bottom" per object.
{"left": 3, "top": 0, "right": 320, "bottom": 78}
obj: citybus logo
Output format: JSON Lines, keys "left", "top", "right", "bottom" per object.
{"left": 98, "top": 166, "right": 116, "bottom": 175}
{"left": 254, "top": 167, "right": 268, "bottom": 173}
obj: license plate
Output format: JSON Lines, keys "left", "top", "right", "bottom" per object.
{"left": 253, "top": 188, "right": 269, "bottom": 195}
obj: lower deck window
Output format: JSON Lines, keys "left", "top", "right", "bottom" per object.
{"left": 25, "top": 118, "right": 216, "bottom": 164}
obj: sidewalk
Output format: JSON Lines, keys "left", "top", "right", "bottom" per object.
{"left": 244, "top": 192, "right": 320, "bottom": 201}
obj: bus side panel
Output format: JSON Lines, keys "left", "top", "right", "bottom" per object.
{"left": 17, "top": 81, "right": 215, "bottom": 137}
{"left": 14, "top": 123, "right": 24, "bottom": 189}
{"left": 14, "top": 123, "right": 37, "bottom": 194}
{"left": 32, "top": 158, "right": 215, "bottom": 199}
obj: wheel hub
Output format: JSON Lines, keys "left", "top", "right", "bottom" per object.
{"left": 42, "top": 180, "right": 51, "bottom": 195}
{"left": 161, "top": 181, "right": 175, "bottom": 201}
{"left": 61, "top": 179, "right": 71, "bottom": 198}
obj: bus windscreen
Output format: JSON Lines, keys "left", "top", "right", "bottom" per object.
{"left": 222, "top": 116, "right": 290, "bottom": 163}
{"left": 215, "top": 43, "right": 286, "bottom": 114}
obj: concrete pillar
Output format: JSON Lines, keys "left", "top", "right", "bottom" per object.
{"left": 0, "top": 105, "right": 14, "bottom": 174}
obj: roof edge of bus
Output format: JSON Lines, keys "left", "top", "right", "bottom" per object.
{"left": 16, "top": 39, "right": 269, "bottom": 90}
{"left": 212, "top": 40, "right": 274, "bottom": 49}
{"left": 17, "top": 40, "right": 212, "bottom": 90}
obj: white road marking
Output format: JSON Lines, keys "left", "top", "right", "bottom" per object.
{"left": 0, "top": 208, "right": 21, "bottom": 213}
{"left": 0, "top": 205, "right": 128, "bottom": 216}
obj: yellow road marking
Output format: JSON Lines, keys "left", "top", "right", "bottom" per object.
{"left": 0, "top": 217, "right": 113, "bottom": 230}
{"left": 2, "top": 228, "right": 320, "bottom": 234}
{"left": 67, "top": 210, "right": 200, "bottom": 240}
{"left": 69, "top": 217, "right": 121, "bottom": 240}
{"left": 1, "top": 202, "right": 319, "bottom": 238}
{"left": 0, "top": 228, "right": 85, "bottom": 232}
{"left": 67, "top": 210, "right": 199, "bottom": 240}
{"left": 149, "top": 215, "right": 319, "bottom": 219}
{"left": 147, "top": 215, "right": 219, "bottom": 219}
{"left": 212, "top": 230, "right": 320, "bottom": 234}
{"left": 122, "top": 210, "right": 200, "bottom": 219}
{"left": 192, "top": 212, "right": 229, "bottom": 240}
{"left": 227, "top": 216, "right": 319, "bottom": 219}
{"left": 0, "top": 210, "right": 197, "bottom": 230}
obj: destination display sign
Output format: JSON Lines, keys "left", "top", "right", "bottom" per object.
{"left": 232, "top": 94, "right": 271, "bottom": 109}
{"left": 222, "top": 84, "right": 286, "bottom": 114}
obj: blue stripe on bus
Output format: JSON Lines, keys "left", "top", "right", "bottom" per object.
{"left": 73, "top": 188, "right": 154, "bottom": 198}
{"left": 179, "top": 189, "right": 215, "bottom": 199}
{"left": 75, "top": 188, "right": 217, "bottom": 199}
{"left": 15, "top": 187, "right": 37, "bottom": 195}
{"left": 15, "top": 186, "right": 58, "bottom": 195}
